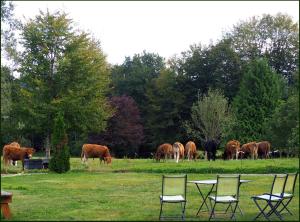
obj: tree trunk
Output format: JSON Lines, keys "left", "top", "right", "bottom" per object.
{"left": 45, "top": 134, "right": 51, "bottom": 158}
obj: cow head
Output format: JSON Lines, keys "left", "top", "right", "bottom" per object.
{"left": 25, "top": 148, "right": 36, "bottom": 159}
{"left": 105, "top": 148, "right": 112, "bottom": 164}
{"left": 155, "top": 151, "right": 161, "bottom": 162}
{"left": 104, "top": 156, "right": 112, "bottom": 164}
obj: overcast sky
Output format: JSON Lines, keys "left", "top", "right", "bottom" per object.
{"left": 11, "top": 1, "right": 300, "bottom": 65}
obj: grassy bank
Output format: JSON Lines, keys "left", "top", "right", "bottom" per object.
{"left": 1, "top": 158, "right": 299, "bottom": 174}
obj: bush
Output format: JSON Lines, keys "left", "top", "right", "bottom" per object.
{"left": 49, "top": 112, "right": 70, "bottom": 173}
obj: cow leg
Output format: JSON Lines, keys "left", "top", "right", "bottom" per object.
{"left": 83, "top": 154, "right": 88, "bottom": 163}
{"left": 10, "top": 160, "right": 16, "bottom": 166}
{"left": 22, "top": 160, "right": 25, "bottom": 171}
{"left": 11, "top": 160, "right": 17, "bottom": 166}
{"left": 4, "top": 158, "right": 9, "bottom": 173}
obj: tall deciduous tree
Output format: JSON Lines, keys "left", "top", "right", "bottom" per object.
{"left": 89, "top": 96, "right": 144, "bottom": 157}
{"left": 232, "top": 58, "right": 281, "bottom": 143}
{"left": 145, "top": 69, "right": 185, "bottom": 148}
{"left": 266, "top": 70, "right": 299, "bottom": 152}
{"left": 18, "top": 10, "right": 73, "bottom": 156}
{"left": 184, "top": 89, "right": 231, "bottom": 145}
{"left": 1, "top": 66, "right": 13, "bottom": 145}
{"left": 111, "top": 51, "right": 165, "bottom": 153}
{"left": 266, "top": 94, "right": 299, "bottom": 149}
{"left": 225, "top": 13, "right": 299, "bottom": 85}
{"left": 1, "top": 66, "right": 12, "bottom": 120}
{"left": 207, "top": 40, "right": 243, "bottom": 102}
{"left": 1, "top": 0, "right": 19, "bottom": 62}
{"left": 111, "top": 51, "right": 164, "bottom": 112}
{"left": 169, "top": 41, "right": 242, "bottom": 125}
{"left": 55, "top": 33, "right": 112, "bottom": 142}
{"left": 17, "top": 10, "right": 112, "bottom": 155}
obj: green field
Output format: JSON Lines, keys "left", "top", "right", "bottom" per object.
{"left": 1, "top": 158, "right": 299, "bottom": 221}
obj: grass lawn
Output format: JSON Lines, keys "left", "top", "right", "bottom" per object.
{"left": 1, "top": 158, "right": 299, "bottom": 221}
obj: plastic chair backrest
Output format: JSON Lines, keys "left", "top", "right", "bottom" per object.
{"left": 216, "top": 175, "right": 240, "bottom": 198}
{"left": 162, "top": 175, "right": 187, "bottom": 198}
{"left": 284, "top": 173, "right": 298, "bottom": 194}
{"left": 271, "top": 174, "right": 287, "bottom": 197}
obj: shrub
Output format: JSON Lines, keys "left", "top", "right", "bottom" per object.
{"left": 49, "top": 112, "right": 70, "bottom": 173}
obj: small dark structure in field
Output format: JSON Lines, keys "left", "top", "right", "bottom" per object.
{"left": 24, "top": 158, "right": 49, "bottom": 169}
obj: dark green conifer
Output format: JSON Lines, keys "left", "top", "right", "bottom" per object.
{"left": 49, "top": 112, "right": 70, "bottom": 173}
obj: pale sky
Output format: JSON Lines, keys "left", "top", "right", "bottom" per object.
{"left": 10, "top": 1, "right": 300, "bottom": 65}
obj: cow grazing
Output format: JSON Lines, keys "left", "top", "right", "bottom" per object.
{"left": 173, "top": 142, "right": 184, "bottom": 163}
{"left": 224, "top": 140, "right": 241, "bottom": 160}
{"left": 81, "top": 144, "right": 112, "bottom": 164}
{"left": 3, "top": 146, "right": 35, "bottom": 172}
{"left": 257, "top": 141, "right": 271, "bottom": 159}
{"left": 240, "top": 142, "right": 258, "bottom": 159}
{"left": 204, "top": 139, "right": 218, "bottom": 161}
{"left": 154, "top": 143, "right": 173, "bottom": 162}
{"left": 185, "top": 141, "right": 197, "bottom": 161}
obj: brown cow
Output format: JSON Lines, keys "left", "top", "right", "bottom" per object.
{"left": 185, "top": 141, "right": 197, "bottom": 161}
{"left": 240, "top": 142, "right": 258, "bottom": 159}
{"left": 257, "top": 141, "right": 271, "bottom": 159}
{"left": 3, "top": 146, "right": 35, "bottom": 172}
{"left": 81, "top": 144, "right": 112, "bottom": 164}
{"left": 173, "top": 142, "right": 184, "bottom": 163}
{"left": 224, "top": 140, "right": 241, "bottom": 160}
{"left": 7, "top": 142, "right": 21, "bottom": 166}
{"left": 155, "top": 143, "right": 173, "bottom": 162}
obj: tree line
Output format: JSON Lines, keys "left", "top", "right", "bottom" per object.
{"left": 1, "top": 1, "right": 299, "bottom": 157}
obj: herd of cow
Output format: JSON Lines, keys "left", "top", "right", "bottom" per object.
{"left": 154, "top": 140, "right": 272, "bottom": 162}
{"left": 1, "top": 139, "right": 272, "bottom": 172}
